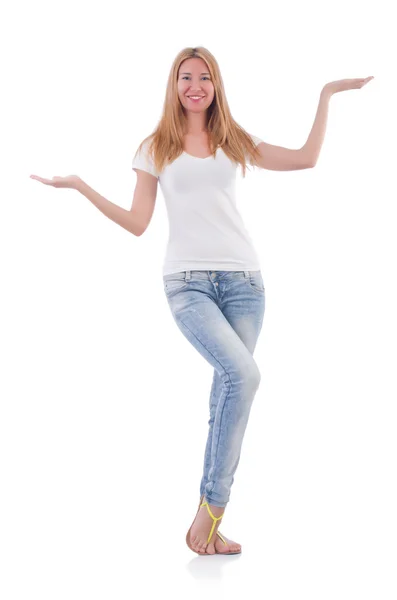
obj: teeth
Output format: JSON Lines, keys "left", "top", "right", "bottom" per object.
{"left": 188, "top": 96, "right": 203, "bottom": 99}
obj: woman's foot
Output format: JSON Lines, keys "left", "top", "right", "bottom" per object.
{"left": 213, "top": 532, "right": 242, "bottom": 554}
{"left": 188, "top": 501, "right": 225, "bottom": 554}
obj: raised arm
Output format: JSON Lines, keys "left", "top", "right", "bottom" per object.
{"left": 255, "top": 76, "right": 374, "bottom": 171}
{"left": 253, "top": 91, "right": 330, "bottom": 171}
{"left": 254, "top": 142, "right": 313, "bottom": 171}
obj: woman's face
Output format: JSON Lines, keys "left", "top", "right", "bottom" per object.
{"left": 177, "top": 57, "right": 215, "bottom": 115}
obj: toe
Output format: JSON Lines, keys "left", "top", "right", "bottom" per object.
{"left": 206, "top": 542, "right": 216, "bottom": 554}
{"left": 192, "top": 537, "right": 201, "bottom": 552}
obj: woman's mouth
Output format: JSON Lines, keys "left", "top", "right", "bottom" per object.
{"left": 187, "top": 96, "right": 205, "bottom": 103}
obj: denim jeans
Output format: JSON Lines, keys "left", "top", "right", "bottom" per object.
{"left": 163, "top": 270, "right": 265, "bottom": 508}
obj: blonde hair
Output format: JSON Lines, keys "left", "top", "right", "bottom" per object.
{"left": 133, "top": 46, "right": 262, "bottom": 178}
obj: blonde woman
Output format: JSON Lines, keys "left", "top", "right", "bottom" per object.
{"left": 30, "top": 47, "right": 373, "bottom": 556}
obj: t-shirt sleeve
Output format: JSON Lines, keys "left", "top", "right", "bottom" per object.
{"left": 244, "top": 133, "right": 264, "bottom": 165}
{"left": 249, "top": 133, "right": 264, "bottom": 146}
{"left": 131, "top": 139, "right": 159, "bottom": 179}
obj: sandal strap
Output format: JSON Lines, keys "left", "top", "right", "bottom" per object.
{"left": 216, "top": 530, "right": 227, "bottom": 545}
{"left": 200, "top": 501, "right": 224, "bottom": 544}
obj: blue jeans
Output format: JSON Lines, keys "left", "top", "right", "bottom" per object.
{"left": 163, "top": 270, "right": 265, "bottom": 508}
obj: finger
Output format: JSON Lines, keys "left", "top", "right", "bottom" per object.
{"left": 30, "top": 175, "right": 52, "bottom": 184}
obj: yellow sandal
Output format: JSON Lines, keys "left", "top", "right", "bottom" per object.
{"left": 185, "top": 496, "right": 242, "bottom": 556}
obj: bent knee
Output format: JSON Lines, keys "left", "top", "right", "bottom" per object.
{"left": 232, "top": 360, "right": 261, "bottom": 390}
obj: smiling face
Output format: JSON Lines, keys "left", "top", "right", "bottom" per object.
{"left": 177, "top": 57, "right": 215, "bottom": 116}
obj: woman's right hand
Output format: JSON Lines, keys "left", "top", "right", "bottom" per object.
{"left": 30, "top": 174, "right": 81, "bottom": 189}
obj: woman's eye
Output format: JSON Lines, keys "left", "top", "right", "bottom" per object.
{"left": 182, "top": 76, "right": 210, "bottom": 80}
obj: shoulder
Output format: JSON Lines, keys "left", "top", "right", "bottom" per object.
{"left": 132, "top": 135, "right": 159, "bottom": 178}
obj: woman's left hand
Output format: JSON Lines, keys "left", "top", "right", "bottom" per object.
{"left": 322, "top": 76, "right": 374, "bottom": 96}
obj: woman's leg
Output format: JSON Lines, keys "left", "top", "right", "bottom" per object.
{"left": 163, "top": 269, "right": 265, "bottom": 509}
{"left": 199, "top": 273, "right": 265, "bottom": 504}
{"left": 200, "top": 369, "right": 221, "bottom": 499}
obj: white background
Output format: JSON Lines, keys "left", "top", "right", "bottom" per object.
{"left": 1, "top": 0, "right": 396, "bottom": 598}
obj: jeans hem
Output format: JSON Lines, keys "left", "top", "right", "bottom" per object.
{"left": 203, "top": 496, "right": 228, "bottom": 509}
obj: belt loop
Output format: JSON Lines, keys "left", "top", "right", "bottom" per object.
{"left": 185, "top": 270, "right": 191, "bottom": 281}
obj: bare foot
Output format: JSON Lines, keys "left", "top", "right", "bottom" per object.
{"left": 189, "top": 501, "right": 225, "bottom": 554}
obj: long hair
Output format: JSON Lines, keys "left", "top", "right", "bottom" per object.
{"left": 133, "top": 46, "right": 262, "bottom": 178}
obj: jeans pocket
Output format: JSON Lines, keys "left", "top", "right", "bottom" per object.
{"left": 163, "top": 275, "right": 189, "bottom": 298}
{"left": 247, "top": 271, "right": 265, "bottom": 295}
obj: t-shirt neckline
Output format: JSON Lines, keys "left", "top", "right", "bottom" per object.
{"left": 182, "top": 147, "right": 220, "bottom": 160}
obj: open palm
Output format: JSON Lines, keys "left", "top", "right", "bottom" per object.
{"left": 30, "top": 174, "right": 81, "bottom": 189}
{"left": 324, "top": 76, "right": 374, "bottom": 95}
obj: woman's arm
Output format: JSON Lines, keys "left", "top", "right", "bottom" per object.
{"left": 300, "top": 89, "right": 331, "bottom": 167}
{"left": 76, "top": 179, "right": 141, "bottom": 236}
{"left": 256, "top": 76, "right": 374, "bottom": 171}
{"left": 30, "top": 174, "right": 144, "bottom": 236}
{"left": 253, "top": 90, "right": 331, "bottom": 171}
{"left": 301, "top": 76, "right": 374, "bottom": 166}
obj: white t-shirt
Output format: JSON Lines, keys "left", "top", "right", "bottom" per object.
{"left": 131, "top": 134, "right": 264, "bottom": 276}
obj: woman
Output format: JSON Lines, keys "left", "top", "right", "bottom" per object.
{"left": 30, "top": 46, "right": 373, "bottom": 556}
